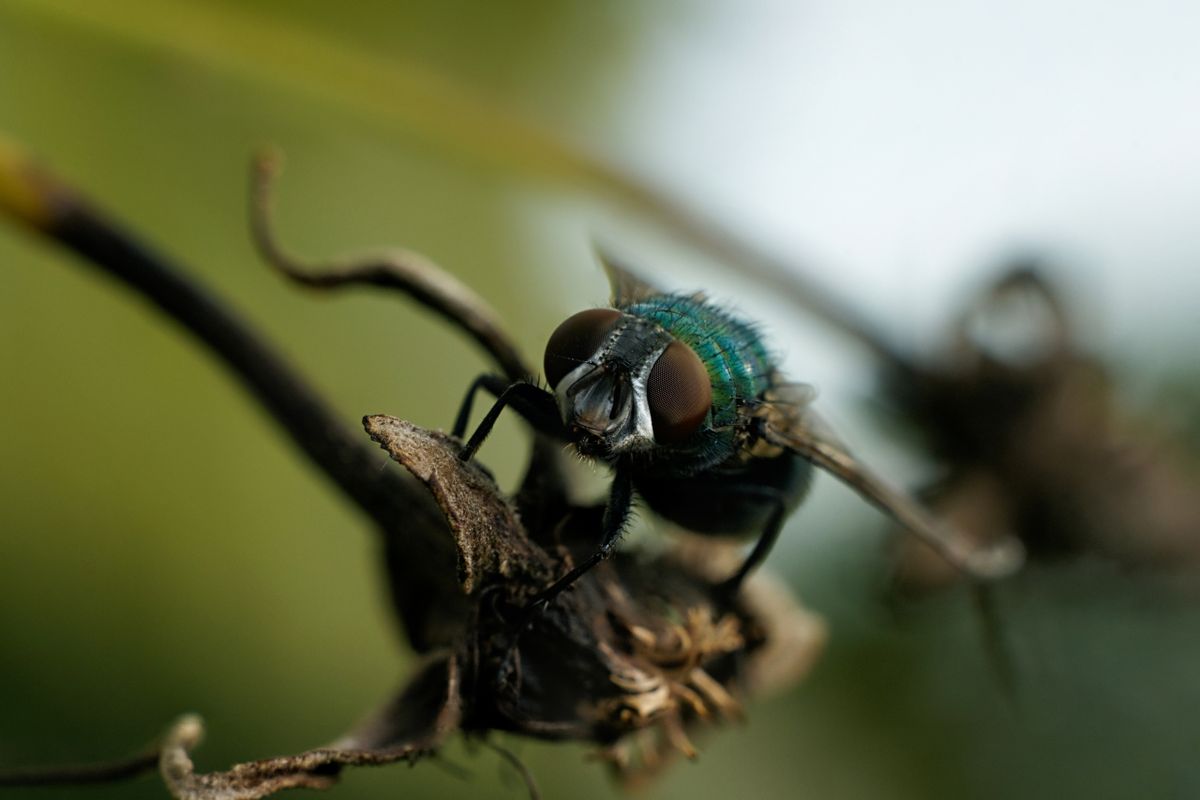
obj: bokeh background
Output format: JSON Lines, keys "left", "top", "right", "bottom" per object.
{"left": 2, "top": 2, "right": 1199, "bottom": 799}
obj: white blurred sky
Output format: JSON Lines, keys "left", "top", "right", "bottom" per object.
{"left": 602, "top": 0, "right": 1200, "bottom": 371}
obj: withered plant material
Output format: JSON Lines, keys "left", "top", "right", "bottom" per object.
{"left": 0, "top": 134, "right": 455, "bottom": 562}
{"left": 159, "top": 657, "right": 460, "bottom": 800}
{"left": 249, "top": 149, "right": 532, "bottom": 383}
{"left": 363, "top": 416, "right": 554, "bottom": 594}
{"left": 0, "top": 133, "right": 474, "bottom": 652}
{"left": 365, "top": 417, "right": 825, "bottom": 756}
{"left": 590, "top": 541, "right": 828, "bottom": 788}
{"left": 59, "top": 418, "right": 824, "bottom": 799}
{"left": 875, "top": 266, "right": 1200, "bottom": 590}
{"left": 250, "top": 150, "right": 571, "bottom": 552}
{"left": 0, "top": 137, "right": 826, "bottom": 797}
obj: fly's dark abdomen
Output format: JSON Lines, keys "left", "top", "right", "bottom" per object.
{"left": 633, "top": 450, "right": 813, "bottom": 537}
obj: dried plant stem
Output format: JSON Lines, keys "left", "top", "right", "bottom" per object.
{"left": 159, "top": 716, "right": 428, "bottom": 800}
{"left": 0, "top": 135, "right": 425, "bottom": 532}
{"left": 250, "top": 149, "right": 532, "bottom": 382}
{"left": 1, "top": 134, "right": 829, "bottom": 798}
{"left": 2, "top": 5, "right": 910, "bottom": 373}
{"left": 250, "top": 148, "right": 571, "bottom": 542}
{"left": 482, "top": 740, "right": 542, "bottom": 800}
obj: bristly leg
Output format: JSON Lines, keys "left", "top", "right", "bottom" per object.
{"left": 456, "top": 380, "right": 564, "bottom": 462}
{"left": 453, "top": 374, "right": 514, "bottom": 439}
{"left": 716, "top": 485, "right": 791, "bottom": 596}
{"left": 527, "top": 467, "right": 635, "bottom": 609}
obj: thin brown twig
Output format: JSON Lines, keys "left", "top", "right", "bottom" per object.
{"left": 159, "top": 715, "right": 430, "bottom": 800}
{"left": 249, "top": 148, "right": 532, "bottom": 383}
{"left": 248, "top": 148, "right": 572, "bottom": 544}
{"left": 482, "top": 739, "right": 542, "bottom": 800}
{"left": 0, "top": 135, "right": 434, "bottom": 536}
{"left": 0, "top": 134, "right": 468, "bottom": 656}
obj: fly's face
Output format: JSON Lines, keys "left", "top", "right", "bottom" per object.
{"left": 543, "top": 308, "right": 713, "bottom": 462}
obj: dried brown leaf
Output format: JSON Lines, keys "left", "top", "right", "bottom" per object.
{"left": 363, "top": 415, "right": 553, "bottom": 594}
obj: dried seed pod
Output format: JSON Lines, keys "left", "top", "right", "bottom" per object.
{"left": 365, "top": 416, "right": 826, "bottom": 774}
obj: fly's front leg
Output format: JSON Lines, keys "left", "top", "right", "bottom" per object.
{"left": 452, "top": 374, "right": 511, "bottom": 439}
{"left": 455, "top": 375, "right": 565, "bottom": 462}
{"left": 527, "top": 467, "right": 634, "bottom": 608}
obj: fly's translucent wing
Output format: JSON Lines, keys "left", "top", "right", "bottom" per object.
{"left": 758, "top": 387, "right": 1025, "bottom": 580}
{"left": 593, "top": 244, "right": 708, "bottom": 308}
{"left": 594, "top": 244, "right": 664, "bottom": 306}
{"left": 762, "top": 381, "right": 818, "bottom": 409}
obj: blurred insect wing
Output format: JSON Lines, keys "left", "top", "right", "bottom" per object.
{"left": 760, "top": 382, "right": 819, "bottom": 413}
{"left": 594, "top": 243, "right": 665, "bottom": 306}
{"left": 756, "top": 401, "right": 1025, "bottom": 581}
{"left": 594, "top": 243, "right": 707, "bottom": 307}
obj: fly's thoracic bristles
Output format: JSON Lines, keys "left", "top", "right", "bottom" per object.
{"left": 621, "top": 295, "right": 775, "bottom": 431}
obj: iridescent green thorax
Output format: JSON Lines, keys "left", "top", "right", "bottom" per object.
{"left": 621, "top": 294, "right": 776, "bottom": 466}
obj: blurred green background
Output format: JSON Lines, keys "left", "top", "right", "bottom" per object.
{"left": 2, "top": 2, "right": 1199, "bottom": 799}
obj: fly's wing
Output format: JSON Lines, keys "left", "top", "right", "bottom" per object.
{"left": 759, "top": 386, "right": 1025, "bottom": 580}
{"left": 593, "top": 244, "right": 708, "bottom": 307}
{"left": 594, "top": 244, "right": 664, "bottom": 306}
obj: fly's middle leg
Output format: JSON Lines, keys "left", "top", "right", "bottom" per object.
{"left": 526, "top": 467, "right": 635, "bottom": 610}
{"left": 718, "top": 485, "right": 790, "bottom": 596}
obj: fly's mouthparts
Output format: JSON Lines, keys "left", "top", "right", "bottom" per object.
{"left": 609, "top": 381, "right": 629, "bottom": 420}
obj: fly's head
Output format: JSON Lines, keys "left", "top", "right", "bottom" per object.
{"left": 543, "top": 308, "right": 713, "bottom": 462}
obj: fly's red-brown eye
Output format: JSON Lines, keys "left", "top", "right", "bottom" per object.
{"left": 646, "top": 340, "right": 712, "bottom": 444}
{"left": 543, "top": 308, "right": 622, "bottom": 388}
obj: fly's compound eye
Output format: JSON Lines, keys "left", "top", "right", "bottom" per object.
{"left": 544, "top": 308, "right": 623, "bottom": 389}
{"left": 646, "top": 340, "right": 712, "bottom": 444}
